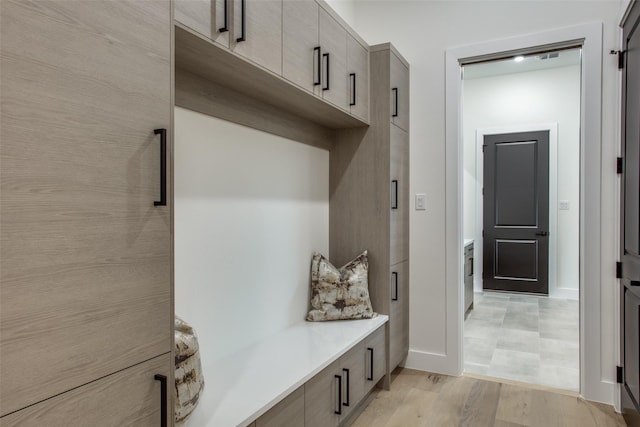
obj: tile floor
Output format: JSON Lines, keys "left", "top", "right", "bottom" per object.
{"left": 463, "top": 291, "right": 579, "bottom": 391}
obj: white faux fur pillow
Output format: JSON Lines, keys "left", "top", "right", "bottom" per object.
{"left": 307, "top": 251, "right": 375, "bottom": 321}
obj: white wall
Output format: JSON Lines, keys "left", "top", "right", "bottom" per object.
{"left": 174, "top": 107, "right": 329, "bottom": 363}
{"left": 344, "top": 0, "right": 620, "bottom": 403}
{"left": 463, "top": 65, "right": 581, "bottom": 297}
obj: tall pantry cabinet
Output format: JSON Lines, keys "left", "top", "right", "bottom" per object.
{"left": 0, "top": 0, "right": 173, "bottom": 424}
{"left": 330, "top": 43, "right": 410, "bottom": 382}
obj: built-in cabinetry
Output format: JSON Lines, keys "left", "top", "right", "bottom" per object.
{"left": 331, "top": 43, "right": 410, "bottom": 382}
{"left": 175, "top": 0, "right": 369, "bottom": 126}
{"left": 0, "top": 0, "right": 173, "bottom": 423}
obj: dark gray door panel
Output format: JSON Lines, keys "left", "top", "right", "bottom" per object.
{"left": 483, "top": 131, "right": 549, "bottom": 294}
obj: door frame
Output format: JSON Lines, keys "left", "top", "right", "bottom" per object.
{"left": 474, "top": 124, "right": 578, "bottom": 300}
{"left": 445, "top": 22, "right": 609, "bottom": 403}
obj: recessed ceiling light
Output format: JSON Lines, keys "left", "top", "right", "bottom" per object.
{"left": 514, "top": 56, "right": 525, "bottom": 63}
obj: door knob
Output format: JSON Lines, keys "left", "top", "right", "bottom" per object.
{"left": 535, "top": 231, "right": 549, "bottom": 236}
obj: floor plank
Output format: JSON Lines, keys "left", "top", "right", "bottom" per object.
{"left": 351, "top": 369, "right": 626, "bottom": 427}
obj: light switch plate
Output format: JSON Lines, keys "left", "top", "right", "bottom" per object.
{"left": 415, "top": 193, "right": 426, "bottom": 210}
{"left": 559, "top": 200, "right": 570, "bottom": 210}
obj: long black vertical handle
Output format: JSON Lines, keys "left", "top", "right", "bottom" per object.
{"left": 322, "top": 53, "right": 330, "bottom": 91}
{"left": 154, "top": 129, "right": 167, "bottom": 207}
{"left": 313, "top": 47, "right": 321, "bottom": 86}
{"left": 392, "top": 87, "right": 398, "bottom": 117}
{"left": 391, "top": 180, "right": 398, "bottom": 210}
{"left": 342, "top": 368, "right": 350, "bottom": 407}
{"left": 367, "top": 348, "right": 374, "bottom": 381}
{"left": 334, "top": 374, "right": 342, "bottom": 415}
{"left": 154, "top": 374, "right": 167, "bottom": 427}
{"left": 349, "top": 73, "right": 356, "bottom": 106}
{"left": 470, "top": 257, "right": 474, "bottom": 276}
{"left": 236, "top": 0, "right": 245, "bottom": 42}
{"left": 392, "top": 272, "right": 398, "bottom": 301}
{"left": 219, "top": 0, "right": 228, "bottom": 32}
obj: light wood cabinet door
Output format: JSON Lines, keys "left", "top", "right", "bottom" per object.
{"left": 338, "top": 342, "right": 366, "bottom": 422}
{"left": 390, "top": 261, "right": 409, "bottom": 370}
{"left": 256, "top": 386, "right": 304, "bottom": 427}
{"left": 390, "top": 125, "right": 409, "bottom": 265}
{"left": 282, "top": 0, "right": 319, "bottom": 93}
{"left": 347, "top": 35, "right": 369, "bottom": 122}
{"left": 305, "top": 360, "right": 340, "bottom": 427}
{"left": 232, "top": 0, "right": 282, "bottom": 75}
{"left": 318, "top": 8, "right": 348, "bottom": 111}
{"left": 390, "top": 52, "right": 409, "bottom": 131}
{"left": 364, "top": 325, "right": 386, "bottom": 393}
{"left": 0, "top": 354, "right": 172, "bottom": 426}
{"left": 175, "top": 0, "right": 230, "bottom": 48}
{"left": 0, "top": 0, "right": 172, "bottom": 416}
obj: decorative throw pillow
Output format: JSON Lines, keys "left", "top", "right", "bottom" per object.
{"left": 307, "top": 250, "right": 375, "bottom": 321}
{"left": 175, "top": 316, "right": 205, "bottom": 426}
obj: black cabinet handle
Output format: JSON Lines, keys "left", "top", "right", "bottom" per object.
{"left": 154, "top": 129, "right": 167, "bottom": 207}
{"left": 313, "top": 47, "right": 321, "bottom": 86}
{"left": 322, "top": 53, "right": 330, "bottom": 91}
{"left": 342, "top": 368, "right": 350, "bottom": 407}
{"left": 350, "top": 73, "right": 356, "bottom": 106}
{"left": 470, "top": 257, "right": 474, "bottom": 276}
{"left": 392, "top": 87, "right": 398, "bottom": 117}
{"left": 219, "top": 0, "right": 229, "bottom": 32}
{"left": 535, "top": 231, "right": 549, "bottom": 236}
{"left": 236, "top": 0, "right": 245, "bottom": 42}
{"left": 631, "top": 281, "right": 640, "bottom": 286}
{"left": 367, "top": 347, "right": 374, "bottom": 381}
{"left": 391, "top": 180, "right": 398, "bottom": 210}
{"left": 154, "top": 374, "right": 167, "bottom": 427}
{"left": 392, "top": 271, "right": 398, "bottom": 301}
{"left": 334, "top": 374, "right": 342, "bottom": 415}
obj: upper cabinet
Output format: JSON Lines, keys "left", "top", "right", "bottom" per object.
{"left": 282, "top": 0, "right": 319, "bottom": 94}
{"left": 175, "top": 0, "right": 370, "bottom": 128}
{"left": 175, "top": 0, "right": 230, "bottom": 47}
{"left": 390, "top": 50, "right": 409, "bottom": 131}
{"left": 317, "top": 8, "right": 348, "bottom": 111}
{"left": 232, "top": 0, "right": 282, "bottom": 75}
{"left": 347, "top": 34, "right": 369, "bottom": 122}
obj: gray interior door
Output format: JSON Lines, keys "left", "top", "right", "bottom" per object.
{"left": 620, "top": 2, "right": 640, "bottom": 424}
{"left": 483, "top": 131, "right": 550, "bottom": 294}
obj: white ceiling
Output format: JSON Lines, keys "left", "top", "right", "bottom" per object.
{"left": 463, "top": 48, "right": 582, "bottom": 80}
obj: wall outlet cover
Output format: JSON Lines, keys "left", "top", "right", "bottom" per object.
{"left": 415, "top": 193, "right": 426, "bottom": 210}
{"left": 559, "top": 200, "right": 570, "bottom": 210}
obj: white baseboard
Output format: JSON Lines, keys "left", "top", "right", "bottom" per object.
{"left": 403, "top": 349, "right": 460, "bottom": 376}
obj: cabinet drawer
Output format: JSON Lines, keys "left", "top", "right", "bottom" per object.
{"left": 364, "top": 325, "right": 386, "bottom": 392}
{"left": 305, "top": 360, "right": 340, "bottom": 427}
{"left": 256, "top": 385, "right": 304, "bottom": 427}
{"left": 0, "top": 354, "right": 172, "bottom": 427}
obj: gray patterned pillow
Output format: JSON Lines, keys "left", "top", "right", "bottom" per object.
{"left": 307, "top": 251, "right": 375, "bottom": 321}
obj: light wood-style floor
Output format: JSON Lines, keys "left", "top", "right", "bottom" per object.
{"left": 351, "top": 368, "right": 626, "bottom": 427}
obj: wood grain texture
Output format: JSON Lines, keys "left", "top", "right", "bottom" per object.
{"left": 0, "top": 354, "right": 172, "bottom": 426}
{"left": 231, "top": 0, "right": 282, "bottom": 75}
{"left": 175, "top": 0, "right": 212, "bottom": 39}
{"left": 175, "top": 68, "right": 335, "bottom": 150}
{"left": 340, "top": 342, "right": 367, "bottom": 422}
{"left": 390, "top": 52, "right": 409, "bottom": 132}
{"left": 318, "top": 8, "right": 348, "bottom": 111}
{"left": 390, "top": 125, "right": 409, "bottom": 265}
{"left": 256, "top": 386, "right": 304, "bottom": 427}
{"left": 389, "top": 261, "right": 409, "bottom": 370}
{"left": 282, "top": 0, "right": 319, "bottom": 94}
{"left": 0, "top": 0, "right": 172, "bottom": 416}
{"left": 364, "top": 325, "right": 386, "bottom": 392}
{"left": 351, "top": 369, "right": 627, "bottom": 427}
{"left": 175, "top": 24, "right": 367, "bottom": 128}
{"left": 305, "top": 360, "right": 341, "bottom": 427}
{"left": 347, "top": 35, "right": 370, "bottom": 122}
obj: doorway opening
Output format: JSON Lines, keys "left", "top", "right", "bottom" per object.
{"left": 461, "top": 48, "right": 581, "bottom": 391}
